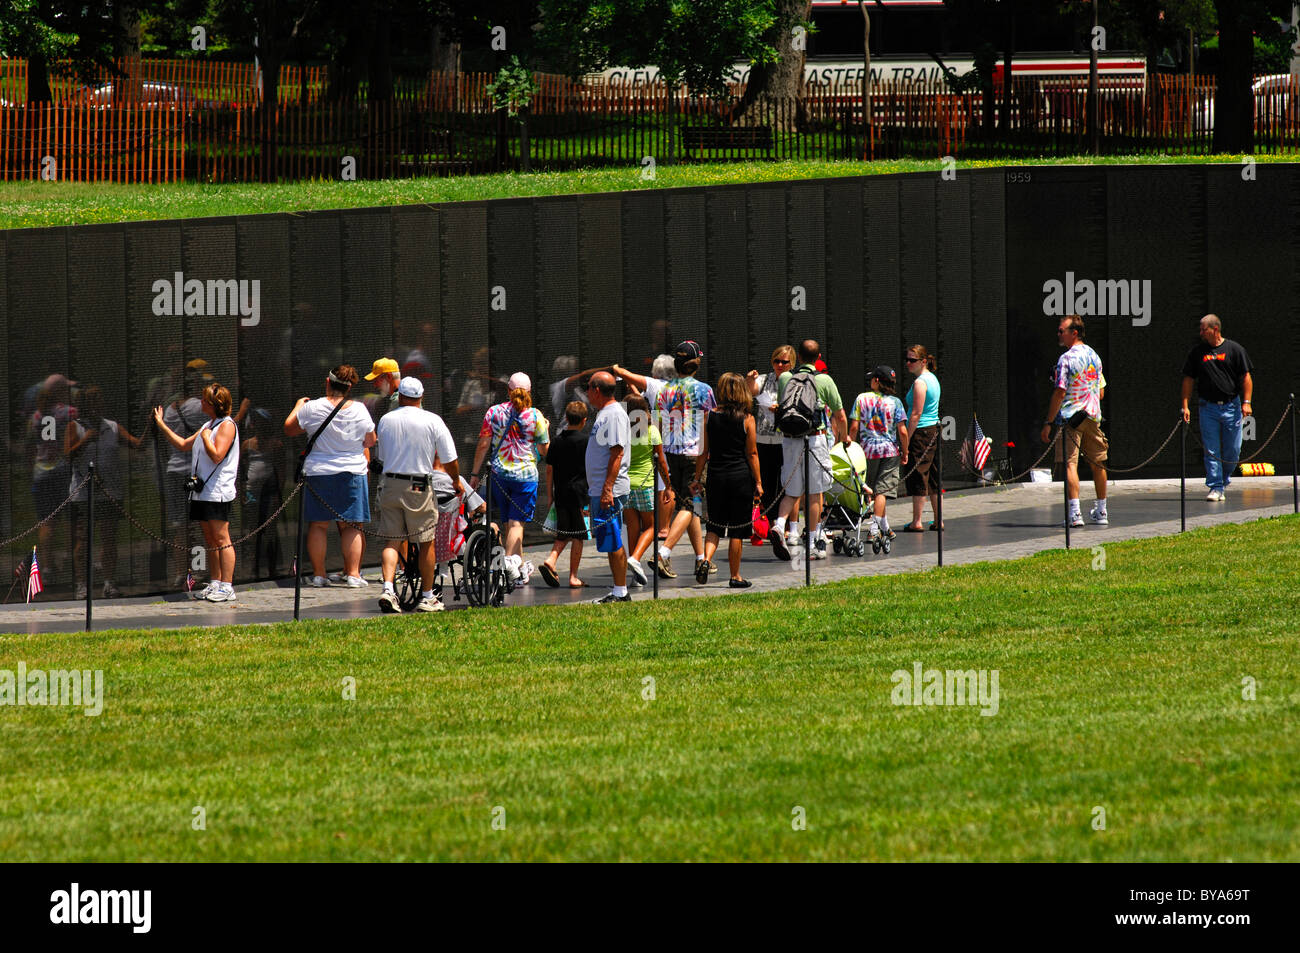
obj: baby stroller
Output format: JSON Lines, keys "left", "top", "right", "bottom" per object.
{"left": 820, "top": 440, "right": 889, "bottom": 557}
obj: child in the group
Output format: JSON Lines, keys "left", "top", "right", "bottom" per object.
{"left": 623, "top": 394, "right": 670, "bottom": 587}
{"left": 539, "top": 402, "right": 590, "bottom": 588}
{"left": 849, "top": 365, "right": 909, "bottom": 543}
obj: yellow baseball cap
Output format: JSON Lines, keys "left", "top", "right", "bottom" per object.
{"left": 364, "top": 358, "right": 400, "bottom": 380}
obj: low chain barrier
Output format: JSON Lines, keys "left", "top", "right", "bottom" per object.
{"left": 3, "top": 397, "right": 1295, "bottom": 619}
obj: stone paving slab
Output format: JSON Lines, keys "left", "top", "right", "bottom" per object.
{"left": 2, "top": 477, "right": 1294, "bottom": 634}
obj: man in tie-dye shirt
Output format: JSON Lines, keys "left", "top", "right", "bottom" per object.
{"left": 611, "top": 340, "right": 716, "bottom": 580}
{"left": 1040, "top": 314, "right": 1109, "bottom": 528}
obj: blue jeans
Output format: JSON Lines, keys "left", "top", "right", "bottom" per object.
{"left": 1198, "top": 398, "right": 1242, "bottom": 490}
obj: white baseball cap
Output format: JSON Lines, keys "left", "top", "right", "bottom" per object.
{"left": 397, "top": 377, "right": 424, "bottom": 398}
{"left": 508, "top": 372, "right": 531, "bottom": 392}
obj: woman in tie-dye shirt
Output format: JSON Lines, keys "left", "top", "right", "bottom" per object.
{"left": 470, "top": 372, "right": 550, "bottom": 583}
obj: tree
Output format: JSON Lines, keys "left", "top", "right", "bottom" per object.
{"left": 1210, "top": 0, "right": 1293, "bottom": 152}
{"left": 0, "top": 0, "right": 120, "bottom": 102}
{"left": 729, "top": 0, "right": 806, "bottom": 130}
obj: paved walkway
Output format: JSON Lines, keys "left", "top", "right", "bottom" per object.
{"left": 3, "top": 477, "right": 1295, "bottom": 634}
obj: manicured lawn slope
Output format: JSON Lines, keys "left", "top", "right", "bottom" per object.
{"left": 0, "top": 515, "right": 1296, "bottom": 861}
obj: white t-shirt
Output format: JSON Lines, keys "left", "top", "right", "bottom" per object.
{"left": 375, "top": 406, "right": 457, "bottom": 476}
{"left": 164, "top": 397, "right": 206, "bottom": 474}
{"left": 70, "top": 419, "right": 121, "bottom": 501}
{"left": 585, "top": 401, "right": 631, "bottom": 498}
{"left": 296, "top": 398, "right": 374, "bottom": 476}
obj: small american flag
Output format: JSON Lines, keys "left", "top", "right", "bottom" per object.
{"left": 960, "top": 416, "right": 992, "bottom": 473}
{"left": 27, "top": 547, "right": 43, "bottom": 603}
{"left": 185, "top": 571, "right": 195, "bottom": 592}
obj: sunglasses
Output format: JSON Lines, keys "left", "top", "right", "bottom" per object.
{"left": 905, "top": 356, "right": 920, "bottom": 363}
{"left": 772, "top": 359, "right": 791, "bottom": 366}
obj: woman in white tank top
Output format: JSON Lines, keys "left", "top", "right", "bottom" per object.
{"left": 154, "top": 382, "right": 241, "bottom": 603}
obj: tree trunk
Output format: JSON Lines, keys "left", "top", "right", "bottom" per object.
{"left": 860, "top": 1, "right": 871, "bottom": 157}
{"left": 999, "top": 3, "right": 1016, "bottom": 135}
{"left": 1211, "top": 1, "right": 1255, "bottom": 154}
{"left": 431, "top": 23, "right": 460, "bottom": 74}
{"left": 731, "top": 0, "right": 810, "bottom": 132}
{"left": 368, "top": 0, "right": 394, "bottom": 102}
{"left": 27, "top": 47, "right": 53, "bottom": 103}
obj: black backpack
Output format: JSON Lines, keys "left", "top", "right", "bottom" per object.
{"left": 776, "top": 371, "right": 819, "bottom": 437}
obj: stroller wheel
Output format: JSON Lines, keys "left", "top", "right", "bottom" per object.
{"left": 832, "top": 537, "right": 844, "bottom": 555}
{"left": 881, "top": 537, "right": 891, "bottom": 555}
{"left": 871, "top": 537, "right": 882, "bottom": 555}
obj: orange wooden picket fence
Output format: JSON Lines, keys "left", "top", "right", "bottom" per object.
{"left": 2, "top": 57, "right": 1298, "bottom": 184}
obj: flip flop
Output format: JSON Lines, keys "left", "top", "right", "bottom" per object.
{"left": 568, "top": 580, "right": 587, "bottom": 588}
{"left": 902, "top": 525, "right": 926, "bottom": 533}
{"left": 929, "top": 523, "right": 945, "bottom": 531}
{"left": 538, "top": 563, "right": 560, "bottom": 587}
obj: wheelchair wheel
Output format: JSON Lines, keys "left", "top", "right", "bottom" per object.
{"left": 396, "top": 540, "right": 423, "bottom": 612}
{"left": 462, "top": 526, "right": 507, "bottom": 608}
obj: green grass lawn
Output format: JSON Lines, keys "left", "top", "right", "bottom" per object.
{"left": 2, "top": 154, "right": 1295, "bottom": 230}
{"left": 1, "top": 515, "right": 1297, "bottom": 861}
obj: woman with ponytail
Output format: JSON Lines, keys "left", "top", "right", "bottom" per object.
{"left": 902, "top": 345, "right": 943, "bottom": 532}
{"left": 470, "top": 371, "right": 550, "bottom": 584}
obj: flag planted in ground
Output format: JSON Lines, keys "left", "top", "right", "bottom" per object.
{"left": 960, "top": 416, "right": 992, "bottom": 473}
{"left": 27, "top": 547, "right": 43, "bottom": 603}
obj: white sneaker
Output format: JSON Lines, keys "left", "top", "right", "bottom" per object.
{"left": 1205, "top": 488, "right": 1224, "bottom": 502}
{"left": 1065, "top": 512, "right": 1085, "bottom": 528}
{"left": 626, "top": 556, "right": 648, "bottom": 587}
{"left": 1089, "top": 504, "right": 1109, "bottom": 525}
{"left": 327, "top": 571, "right": 346, "bottom": 583}
{"left": 206, "top": 586, "right": 236, "bottom": 603}
{"left": 520, "top": 561, "right": 536, "bottom": 585}
{"left": 344, "top": 575, "right": 369, "bottom": 588}
{"left": 377, "top": 591, "right": 402, "bottom": 614}
{"left": 810, "top": 546, "right": 827, "bottom": 560}
{"left": 504, "top": 555, "right": 522, "bottom": 583}
{"left": 192, "top": 582, "right": 217, "bottom": 600}
{"left": 416, "top": 595, "right": 445, "bottom": 612}
{"left": 310, "top": 576, "right": 331, "bottom": 588}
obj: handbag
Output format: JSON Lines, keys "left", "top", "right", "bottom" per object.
{"left": 295, "top": 398, "right": 348, "bottom": 481}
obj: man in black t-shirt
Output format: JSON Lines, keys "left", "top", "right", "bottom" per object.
{"left": 1180, "top": 314, "right": 1254, "bottom": 502}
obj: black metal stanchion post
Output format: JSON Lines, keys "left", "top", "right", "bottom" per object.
{"left": 85, "top": 462, "right": 95, "bottom": 632}
{"left": 1180, "top": 419, "right": 1187, "bottom": 533}
{"left": 1062, "top": 428, "right": 1071, "bottom": 550}
{"left": 293, "top": 482, "right": 306, "bottom": 622}
{"left": 936, "top": 432, "right": 943, "bottom": 567}
{"left": 1291, "top": 395, "right": 1298, "bottom": 514}
{"left": 803, "top": 436, "right": 811, "bottom": 588}
{"left": 652, "top": 478, "right": 659, "bottom": 600}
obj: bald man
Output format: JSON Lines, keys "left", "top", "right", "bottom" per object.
{"left": 584, "top": 371, "right": 632, "bottom": 603}
{"left": 1181, "top": 314, "right": 1254, "bottom": 501}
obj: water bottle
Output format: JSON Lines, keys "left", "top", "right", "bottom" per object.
{"left": 692, "top": 492, "right": 703, "bottom": 517}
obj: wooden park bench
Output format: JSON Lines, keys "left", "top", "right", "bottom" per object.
{"left": 681, "top": 124, "right": 774, "bottom": 159}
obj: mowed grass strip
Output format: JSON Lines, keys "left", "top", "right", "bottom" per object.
{"left": 1, "top": 154, "right": 1294, "bottom": 230}
{"left": 0, "top": 515, "right": 1296, "bottom": 861}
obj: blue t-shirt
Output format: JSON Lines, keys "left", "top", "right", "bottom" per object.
{"left": 904, "top": 369, "right": 941, "bottom": 427}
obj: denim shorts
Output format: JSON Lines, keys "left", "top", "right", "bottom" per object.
{"left": 304, "top": 471, "right": 370, "bottom": 523}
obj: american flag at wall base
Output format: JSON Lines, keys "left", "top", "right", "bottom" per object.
{"left": 960, "top": 416, "right": 992, "bottom": 474}
{"left": 27, "top": 547, "right": 43, "bottom": 603}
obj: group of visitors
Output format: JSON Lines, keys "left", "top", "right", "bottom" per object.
{"left": 46, "top": 308, "right": 1253, "bottom": 610}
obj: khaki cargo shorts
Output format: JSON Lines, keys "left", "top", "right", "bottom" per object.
{"left": 1065, "top": 417, "right": 1109, "bottom": 469}
{"left": 376, "top": 474, "right": 440, "bottom": 543}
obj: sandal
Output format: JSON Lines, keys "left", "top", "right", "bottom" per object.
{"left": 902, "top": 525, "right": 926, "bottom": 533}
{"left": 929, "top": 522, "right": 945, "bottom": 531}
{"left": 538, "top": 562, "right": 560, "bottom": 587}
